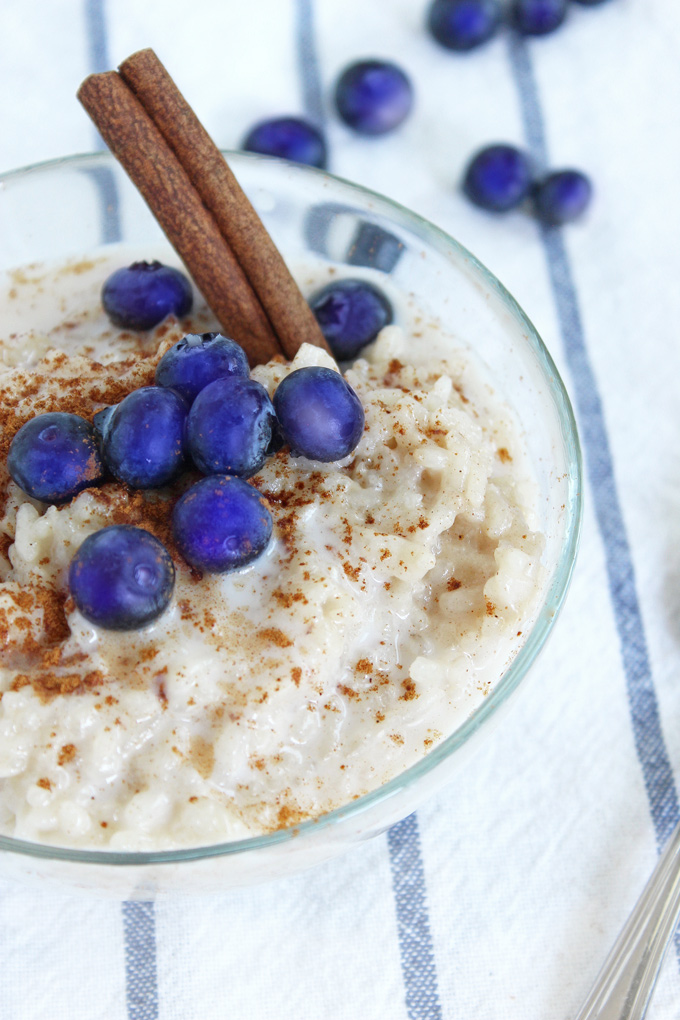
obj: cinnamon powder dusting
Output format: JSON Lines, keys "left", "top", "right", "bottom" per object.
{"left": 188, "top": 736, "right": 215, "bottom": 780}
{"left": 399, "top": 678, "right": 418, "bottom": 702}
{"left": 11, "top": 669, "right": 105, "bottom": 702}
{"left": 276, "top": 802, "right": 306, "bottom": 829}
{"left": 257, "top": 627, "right": 293, "bottom": 648}
{"left": 57, "top": 744, "right": 77, "bottom": 766}
{"left": 0, "top": 346, "right": 166, "bottom": 515}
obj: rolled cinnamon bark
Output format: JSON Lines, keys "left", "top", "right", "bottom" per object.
{"left": 78, "top": 71, "right": 282, "bottom": 366}
{"left": 118, "top": 48, "right": 331, "bottom": 361}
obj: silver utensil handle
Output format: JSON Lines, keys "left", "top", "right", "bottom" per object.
{"left": 575, "top": 818, "right": 680, "bottom": 1020}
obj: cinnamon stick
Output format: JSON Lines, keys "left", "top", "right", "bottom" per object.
{"left": 78, "top": 71, "right": 281, "bottom": 366}
{"left": 117, "top": 48, "right": 331, "bottom": 361}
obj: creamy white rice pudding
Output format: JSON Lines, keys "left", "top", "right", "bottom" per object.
{"left": 0, "top": 251, "right": 544, "bottom": 851}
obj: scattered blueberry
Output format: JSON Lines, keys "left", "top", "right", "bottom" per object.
{"left": 155, "top": 332, "right": 249, "bottom": 405}
{"left": 309, "top": 279, "right": 393, "bottom": 360}
{"left": 69, "top": 525, "right": 175, "bottom": 630}
{"left": 533, "top": 169, "right": 593, "bottom": 225}
{"left": 273, "top": 367, "right": 364, "bottom": 462}
{"left": 510, "top": 0, "right": 568, "bottom": 35}
{"left": 172, "top": 475, "right": 273, "bottom": 573}
{"left": 187, "top": 377, "right": 276, "bottom": 478}
{"left": 242, "top": 116, "right": 327, "bottom": 169}
{"left": 102, "top": 261, "right": 193, "bottom": 331}
{"left": 100, "top": 386, "right": 188, "bottom": 489}
{"left": 7, "top": 412, "right": 105, "bottom": 503}
{"left": 463, "top": 144, "right": 533, "bottom": 211}
{"left": 427, "top": 0, "right": 502, "bottom": 51}
{"left": 334, "top": 60, "right": 414, "bottom": 136}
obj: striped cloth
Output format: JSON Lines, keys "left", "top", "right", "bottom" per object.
{"left": 1, "top": 1, "right": 680, "bottom": 1017}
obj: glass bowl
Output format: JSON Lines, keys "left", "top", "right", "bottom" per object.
{"left": 0, "top": 152, "right": 582, "bottom": 896}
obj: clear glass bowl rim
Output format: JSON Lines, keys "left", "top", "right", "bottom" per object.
{"left": 0, "top": 150, "right": 583, "bottom": 867}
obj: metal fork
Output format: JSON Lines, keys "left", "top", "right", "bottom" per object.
{"left": 575, "top": 817, "right": 680, "bottom": 1020}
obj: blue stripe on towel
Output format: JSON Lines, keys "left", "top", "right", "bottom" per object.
{"left": 295, "top": 0, "right": 326, "bottom": 128}
{"left": 122, "top": 901, "right": 160, "bottom": 1020}
{"left": 506, "top": 36, "right": 679, "bottom": 851}
{"left": 83, "top": 0, "right": 122, "bottom": 242}
{"left": 388, "top": 815, "right": 443, "bottom": 1020}
{"left": 84, "top": 0, "right": 109, "bottom": 82}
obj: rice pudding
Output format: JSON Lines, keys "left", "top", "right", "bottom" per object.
{"left": 0, "top": 251, "right": 545, "bottom": 851}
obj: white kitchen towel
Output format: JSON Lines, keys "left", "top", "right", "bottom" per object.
{"left": 1, "top": 1, "right": 680, "bottom": 1018}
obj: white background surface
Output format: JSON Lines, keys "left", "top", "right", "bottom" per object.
{"left": 1, "top": 1, "right": 680, "bottom": 1017}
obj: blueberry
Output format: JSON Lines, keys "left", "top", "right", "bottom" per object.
{"left": 242, "top": 116, "right": 327, "bottom": 169}
{"left": 334, "top": 60, "right": 413, "bottom": 136}
{"left": 309, "top": 279, "right": 393, "bottom": 360}
{"left": 463, "top": 144, "right": 533, "bottom": 212}
{"left": 187, "top": 377, "right": 276, "bottom": 478}
{"left": 69, "top": 525, "right": 174, "bottom": 630}
{"left": 510, "top": 0, "right": 568, "bottom": 35}
{"left": 533, "top": 169, "right": 593, "bottom": 225}
{"left": 100, "top": 386, "right": 188, "bottom": 489}
{"left": 155, "top": 332, "right": 249, "bottom": 405}
{"left": 273, "top": 367, "right": 364, "bottom": 462}
{"left": 427, "top": 0, "right": 502, "bottom": 51}
{"left": 172, "top": 475, "right": 273, "bottom": 573}
{"left": 7, "top": 412, "right": 105, "bottom": 503}
{"left": 102, "top": 261, "right": 193, "bottom": 331}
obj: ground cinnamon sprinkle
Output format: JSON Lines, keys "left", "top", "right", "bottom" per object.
{"left": 91, "top": 483, "right": 186, "bottom": 564}
{"left": 57, "top": 743, "right": 77, "bottom": 766}
{"left": 188, "top": 735, "right": 215, "bottom": 780}
{"left": 338, "top": 683, "right": 360, "bottom": 700}
{"left": 35, "top": 585, "right": 71, "bottom": 645}
{"left": 11, "top": 669, "right": 105, "bottom": 702}
{"left": 399, "top": 678, "right": 418, "bottom": 702}
{"left": 273, "top": 511, "right": 299, "bottom": 558}
{"left": 257, "top": 627, "right": 292, "bottom": 648}
{"left": 138, "top": 646, "right": 159, "bottom": 663}
{"left": 275, "top": 802, "right": 306, "bottom": 829}
{"left": 0, "top": 532, "right": 12, "bottom": 563}
{"left": 0, "top": 583, "right": 70, "bottom": 660}
{"left": 272, "top": 589, "right": 308, "bottom": 608}
{"left": 342, "top": 561, "right": 361, "bottom": 582}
